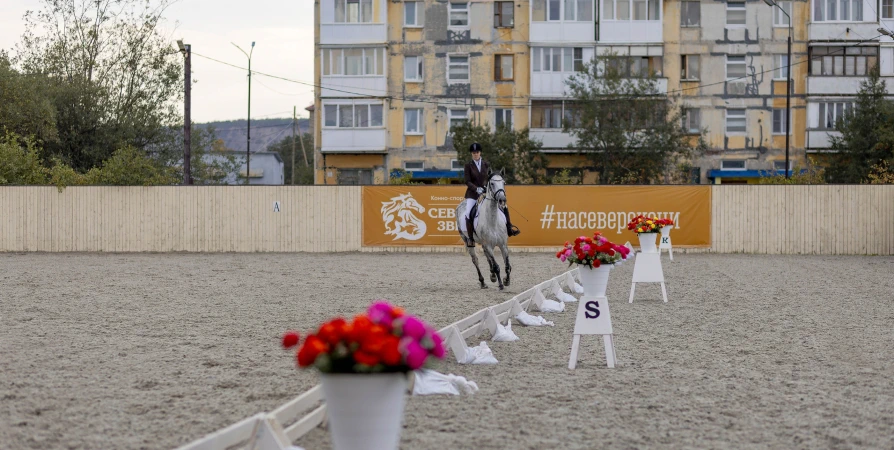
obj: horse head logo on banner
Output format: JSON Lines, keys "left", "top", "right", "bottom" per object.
{"left": 381, "top": 193, "right": 427, "bottom": 241}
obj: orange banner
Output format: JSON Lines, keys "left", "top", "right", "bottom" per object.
{"left": 362, "top": 186, "right": 711, "bottom": 247}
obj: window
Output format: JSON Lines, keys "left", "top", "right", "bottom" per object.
{"left": 682, "top": 109, "right": 700, "bottom": 133}
{"left": 321, "top": 48, "right": 385, "bottom": 76}
{"left": 816, "top": 102, "right": 854, "bottom": 129}
{"left": 495, "top": 54, "right": 514, "bottom": 81}
{"left": 533, "top": 0, "right": 546, "bottom": 20}
{"left": 549, "top": 0, "right": 561, "bottom": 20}
{"left": 726, "top": 109, "right": 746, "bottom": 134}
{"left": 323, "top": 103, "right": 384, "bottom": 128}
{"left": 404, "top": 2, "right": 424, "bottom": 26}
{"left": 577, "top": 0, "right": 594, "bottom": 21}
{"left": 681, "top": 55, "right": 699, "bottom": 80}
{"left": 603, "top": 0, "right": 657, "bottom": 20}
{"left": 532, "top": 47, "right": 584, "bottom": 72}
{"left": 721, "top": 160, "right": 746, "bottom": 170}
{"left": 775, "top": 55, "right": 789, "bottom": 80}
{"left": 726, "top": 55, "right": 746, "bottom": 79}
{"left": 726, "top": 2, "right": 745, "bottom": 26}
{"left": 885, "top": 0, "right": 893, "bottom": 18}
{"left": 451, "top": 159, "right": 463, "bottom": 170}
{"left": 494, "top": 2, "right": 515, "bottom": 27}
{"left": 772, "top": 109, "right": 790, "bottom": 134}
{"left": 334, "top": 0, "right": 373, "bottom": 23}
{"left": 496, "top": 108, "right": 513, "bottom": 128}
{"left": 809, "top": 46, "right": 878, "bottom": 76}
{"left": 449, "top": 3, "right": 469, "bottom": 27}
{"left": 681, "top": 1, "right": 700, "bottom": 26}
{"left": 774, "top": 161, "right": 792, "bottom": 171}
{"left": 607, "top": 56, "right": 663, "bottom": 77}
{"left": 813, "top": 0, "right": 862, "bottom": 21}
{"left": 404, "top": 161, "right": 424, "bottom": 171}
{"left": 449, "top": 109, "right": 469, "bottom": 129}
{"left": 531, "top": 101, "right": 564, "bottom": 128}
{"left": 448, "top": 55, "right": 470, "bottom": 82}
{"left": 405, "top": 56, "right": 423, "bottom": 81}
{"left": 405, "top": 108, "right": 422, "bottom": 134}
{"left": 773, "top": 1, "right": 792, "bottom": 26}
{"left": 338, "top": 169, "right": 373, "bottom": 185}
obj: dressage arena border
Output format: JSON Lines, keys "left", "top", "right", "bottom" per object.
{"left": 177, "top": 268, "right": 583, "bottom": 450}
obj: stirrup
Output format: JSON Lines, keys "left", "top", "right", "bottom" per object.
{"left": 508, "top": 225, "right": 520, "bottom": 237}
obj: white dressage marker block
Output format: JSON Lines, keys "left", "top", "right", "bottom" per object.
{"left": 530, "top": 288, "right": 565, "bottom": 313}
{"left": 551, "top": 279, "right": 577, "bottom": 303}
{"left": 568, "top": 295, "right": 617, "bottom": 369}
{"left": 628, "top": 252, "right": 668, "bottom": 303}
{"left": 565, "top": 272, "right": 584, "bottom": 294}
{"left": 659, "top": 227, "right": 674, "bottom": 261}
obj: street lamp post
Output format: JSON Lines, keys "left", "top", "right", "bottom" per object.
{"left": 233, "top": 42, "right": 255, "bottom": 185}
{"left": 177, "top": 40, "right": 192, "bottom": 185}
{"left": 764, "top": 0, "right": 792, "bottom": 179}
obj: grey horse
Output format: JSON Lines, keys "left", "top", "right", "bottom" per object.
{"left": 455, "top": 171, "right": 511, "bottom": 290}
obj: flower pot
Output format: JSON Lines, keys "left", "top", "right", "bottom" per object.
{"left": 577, "top": 264, "right": 613, "bottom": 297}
{"left": 638, "top": 232, "right": 658, "bottom": 254}
{"left": 320, "top": 373, "right": 408, "bottom": 450}
{"left": 660, "top": 225, "right": 672, "bottom": 238}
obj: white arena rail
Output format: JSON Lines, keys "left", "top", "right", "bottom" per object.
{"left": 176, "top": 268, "right": 580, "bottom": 450}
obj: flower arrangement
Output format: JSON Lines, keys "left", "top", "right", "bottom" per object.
{"left": 556, "top": 232, "right": 631, "bottom": 268}
{"left": 282, "top": 301, "right": 445, "bottom": 373}
{"left": 626, "top": 215, "right": 674, "bottom": 234}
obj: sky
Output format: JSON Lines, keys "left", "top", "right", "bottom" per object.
{"left": 0, "top": 0, "right": 315, "bottom": 123}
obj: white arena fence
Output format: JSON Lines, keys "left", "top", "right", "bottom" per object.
{"left": 176, "top": 268, "right": 583, "bottom": 450}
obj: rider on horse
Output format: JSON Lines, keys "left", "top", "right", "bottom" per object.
{"left": 463, "top": 142, "right": 521, "bottom": 247}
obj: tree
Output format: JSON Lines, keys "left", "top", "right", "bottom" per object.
{"left": 564, "top": 52, "right": 706, "bottom": 184}
{"left": 0, "top": 133, "right": 49, "bottom": 185}
{"left": 266, "top": 132, "right": 315, "bottom": 185}
{"left": 0, "top": 54, "right": 58, "bottom": 145}
{"left": 827, "top": 68, "right": 894, "bottom": 183}
{"left": 451, "top": 122, "right": 549, "bottom": 184}
{"left": 14, "top": 0, "right": 182, "bottom": 171}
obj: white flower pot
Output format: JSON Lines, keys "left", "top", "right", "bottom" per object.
{"left": 638, "top": 232, "right": 658, "bottom": 254}
{"left": 577, "top": 264, "right": 612, "bottom": 297}
{"left": 660, "top": 225, "right": 672, "bottom": 238}
{"left": 320, "top": 373, "right": 408, "bottom": 450}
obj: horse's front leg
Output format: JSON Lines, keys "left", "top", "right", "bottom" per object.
{"left": 483, "top": 247, "right": 504, "bottom": 291}
{"left": 500, "top": 243, "right": 511, "bottom": 286}
{"left": 467, "top": 246, "right": 487, "bottom": 289}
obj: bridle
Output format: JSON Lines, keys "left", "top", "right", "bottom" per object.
{"left": 485, "top": 175, "right": 506, "bottom": 203}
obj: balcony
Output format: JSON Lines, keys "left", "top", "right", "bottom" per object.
{"left": 320, "top": 76, "right": 387, "bottom": 98}
{"left": 599, "top": 20, "right": 662, "bottom": 43}
{"left": 808, "top": 22, "right": 877, "bottom": 42}
{"left": 321, "top": 129, "right": 387, "bottom": 153}
{"left": 806, "top": 130, "right": 840, "bottom": 150}
{"left": 319, "top": 0, "right": 386, "bottom": 44}
{"left": 807, "top": 77, "right": 864, "bottom": 95}
{"left": 531, "top": 22, "right": 596, "bottom": 43}
{"left": 530, "top": 73, "right": 667, "bottom": 97}
{"left": 530, "top": 129, "right": 576, "bottom": 149}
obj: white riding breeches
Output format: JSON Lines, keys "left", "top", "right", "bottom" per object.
{"left": 460, "top": 198, "right": 477, "bottom": 233}
{"left": 463, "top": 198, "right": 477, "bottom": 220}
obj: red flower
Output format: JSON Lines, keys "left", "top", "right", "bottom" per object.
{"left": 281, "top": 331, "right": 300, "bottom": 349}
{"left": 348, "top": 315, "right": 373, "bottom": 343}
{"left": 317, "top": 318, "right": 349, "bottom": 346}
{"left": 381, "top": 335, "right": 402, "bottom": 365}
{"left": 354, "top": 350, "right": 380, "bottom": 366}
{"left": 297, "top": 335, "right": 329, "bottom": 367}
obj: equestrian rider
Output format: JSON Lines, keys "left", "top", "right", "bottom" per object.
{"left": 463, "top": 142, "right": 520, "bottom": 247}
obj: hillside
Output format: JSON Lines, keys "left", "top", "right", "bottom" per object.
{"left": 196, "top": 118, "right": 311, "bottom": 153}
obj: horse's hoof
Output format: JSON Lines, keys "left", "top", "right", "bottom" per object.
{"left": 503, "top": 279, "right": 510, "bottom": 286}
{"left": 498, "top": 286, "right": 504, "bottom": 291}
{"left": 490, "top": 274, "right": 497, "bottom": 283}
{"left": 480, "top": 285, "right": 488, "bottom": 289}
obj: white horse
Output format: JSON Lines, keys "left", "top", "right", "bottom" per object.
{"left": 455, "top": 170, "right": 511, "bottom": 290}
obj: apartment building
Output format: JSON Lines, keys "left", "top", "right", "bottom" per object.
{"left": 313, "top": 0, "right": 891, "bottom": 185}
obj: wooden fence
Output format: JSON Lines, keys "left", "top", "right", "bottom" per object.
{"left": 1, "top": 185, "right": 892, "bottom": 254}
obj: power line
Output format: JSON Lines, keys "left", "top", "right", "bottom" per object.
{"left": 186, "top": 36, "right": 885, "bottom": 108}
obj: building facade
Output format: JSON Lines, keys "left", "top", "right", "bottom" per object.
{"left": 313, "top": 0, "right": 892, "bottom": 185}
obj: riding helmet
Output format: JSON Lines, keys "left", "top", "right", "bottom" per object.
{"left": 469, "top": 142, "right": 483, "bottom": 153}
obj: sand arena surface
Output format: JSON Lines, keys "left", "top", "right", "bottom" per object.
{"left": 1, "top": 252, "right": 894, "bottom": 449}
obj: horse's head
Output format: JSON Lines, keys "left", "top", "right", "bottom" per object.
{"left": 487, "top": 170, "right": 507, "bottom": 208}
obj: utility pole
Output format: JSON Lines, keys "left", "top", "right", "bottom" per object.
{"left": 177, "top": 40, "right": 192, "bottom": 185}
{"left": 291, "top": 106, "right": 296, "bottom": 185}
{"left": 233, "top": 42, "right": 255, "bottom": 184}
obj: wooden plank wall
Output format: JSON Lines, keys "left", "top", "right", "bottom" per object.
{"left": 711, "top": 185, "right": 894, "bottom": 255}
{"left": 1, "top": 185, "right": 892, "bottom": 254}
{"left": 0, "top": 186, "right": 361, "bottom": 252}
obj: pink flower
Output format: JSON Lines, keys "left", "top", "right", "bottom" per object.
{"left": 399, "top": 316, "right": 427, "bottom": 340}
{"left": 404, "top": 341, "right": 428, "bottom": 370}
{"left": 431, "top": 333, "right": 445, "bottom": 358}
{"left": 581, "top": 244, "right": 591, "bottom": 253}
{"left": 367, "top": 301, "right": 397, "bottom": 327}
{"left": 564, "top": 249, "right": 572, "bottom": 257}
{"left": 560, "top": 254, "right": 567, "bottom": 262}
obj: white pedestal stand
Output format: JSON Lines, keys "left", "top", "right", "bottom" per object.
{"left": 659, "top": 226, "right": 674, "bottom": 261}
{"left": 629, "top": 252, "right": 668, "bottom": 303}
{"left": 568, "top": 295, "right": 616, "bottom": 369}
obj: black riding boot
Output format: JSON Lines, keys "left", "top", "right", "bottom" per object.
{"left": 502, "top": 207, "right": 520, "bottom": 237}
{"left": 466, "top": 216, "right": 476, "bottom": 247}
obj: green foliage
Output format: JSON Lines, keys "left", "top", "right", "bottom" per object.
{"left": 828, "top": 67, "right": 894, "bottom": 183}
{"left": 550, "top": 168, "right": 582, "bottom": 185}
{"left": 756, "top": 165, "right": 827, "bottom": 185}
{"left": 865, "top": 160, "right": 894, "bottom": 184}
{"left": 450, "top": 122, "right": 548, "bottom": 184}
{"left": 0, "top": 55, "right": 57, "bottom": 144}
{"left": 266, "top": 131, "right": 315, "bottom": 185}
{"left": 388, "top": 169, "right": 421, "bottom": 185}
{"left": 0, "top": 133, "right": 49, "bottom": 185}
{"left": 564, "top": 51, "right": 706, "bottom": 184}
{"left": 86, "top": 147, "right": 178, "bottom": 186}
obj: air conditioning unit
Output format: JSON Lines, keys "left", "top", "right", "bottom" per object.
{"left": 727, "top": 81, "right": 746, "bottom": 95}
